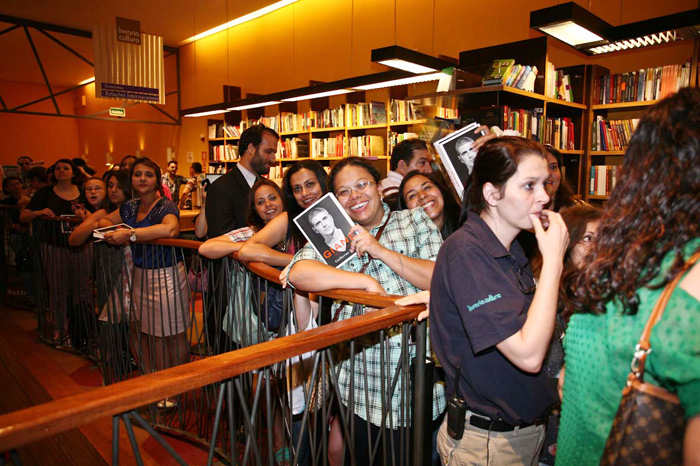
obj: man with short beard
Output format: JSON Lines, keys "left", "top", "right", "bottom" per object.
{"left": 206, "top": 124, "right": 279, "bottom": 238}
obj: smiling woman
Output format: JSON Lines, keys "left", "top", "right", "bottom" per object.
{"left": 397, "top": 171, "right": 461, "bottom": 239}
{"left": 198, "top": 178, "right": 285, "bottom": 259}
{"left": 287, "top": 156, "right": 446, "bottom": 464}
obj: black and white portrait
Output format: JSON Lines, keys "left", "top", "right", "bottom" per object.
{"left": 434, "top": 122, "right": 486, "bottom": 199}
{"left": 293, "top": 193, "right": 356, "bottom": 268}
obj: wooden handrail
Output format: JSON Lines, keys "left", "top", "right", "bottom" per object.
{"left": 0, "top": 302, "right": 426, "bottom": 451}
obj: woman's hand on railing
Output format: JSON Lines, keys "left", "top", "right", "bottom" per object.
{"left": 104, "top": 229, "right": 131, "bottom": 245}
{"left": 279, "top": 263, "right": 292, "bottom": 288}
{"left": 395, "top": 290, "right": 430, "bottom": 321}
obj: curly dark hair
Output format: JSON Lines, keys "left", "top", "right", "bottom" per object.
{"left": 397, "top": 170, "right": 461, "bottom": 239}
{"left": 570, "top": 87, "right": 700, "bottom": 316}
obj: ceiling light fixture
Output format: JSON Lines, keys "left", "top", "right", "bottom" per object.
{"left": 181, "top": 0, "right": 298, "bottom": 45}
{"left": 227, "top": 100, "right": 281, "bottom": 111}
{"left": 79, "top": 77, "right": 96, "bottom": 85}
{"left": 183, "top": 109, "right": 227, "bottom": 118}
{"left": 352, "top": 72, "right": 445, "bottom": 91}
{"left": 530, "top": 2, "right": 611, "bottom": 47}
{"left": 531, "top": 3, "right": 700, "bottom": 55}
{"left": 281, "top": 89, "right": 353, "bottom": 102}
{"left": 371, "top": 45, "right": 455, "bottom": 74}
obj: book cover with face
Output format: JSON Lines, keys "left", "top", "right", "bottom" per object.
{"left": 293, "top": 192, "right": 357, "bottom": 268}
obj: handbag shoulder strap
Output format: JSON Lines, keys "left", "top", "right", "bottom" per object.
{"left": 633, "top": 250, "right": 700, "bottom": 378}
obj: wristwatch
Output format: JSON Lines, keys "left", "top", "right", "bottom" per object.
{"left": 129, "top": 228, "right": 137, "bottom": 242}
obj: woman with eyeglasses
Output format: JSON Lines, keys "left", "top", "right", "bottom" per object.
{"left": 287, "top": 156, "right": 445, "bottom": 465}
{"left": 424, "top": 137, "right": 569, "bottom": 465}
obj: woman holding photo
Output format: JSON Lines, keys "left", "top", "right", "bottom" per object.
{"left": 287, "top": 156, "right": 445, "bottom": 465}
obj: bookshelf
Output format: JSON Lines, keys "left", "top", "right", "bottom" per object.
{"left": 205, "top": 86, "right": 448, "bottom": 181}
{"left": 583, "top": 60, "right": 695, "bottom": 201}
{"left": 406, "top": 38, "right": 589, "bottom": 196}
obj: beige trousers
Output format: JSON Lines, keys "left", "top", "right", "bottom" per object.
{"left": 436, "top": 410, "right": 545, "bottom": 466}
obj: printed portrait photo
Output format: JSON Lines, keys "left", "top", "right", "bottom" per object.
{"left": 293, "top": 193, "right": 356, "bottom": 268}
{"left": 433, "top": 122, "right": 486, "bottom": 199}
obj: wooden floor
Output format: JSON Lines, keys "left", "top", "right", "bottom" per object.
{"left": 0, "top": 304, "right": 176, "bottom": 465}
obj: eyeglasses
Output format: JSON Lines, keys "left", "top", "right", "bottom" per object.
{"left": 85, "top": 187, "right": 104, "bottom": 192}
{"left": 336, "top": 180, "right": 374, "bottom": 199}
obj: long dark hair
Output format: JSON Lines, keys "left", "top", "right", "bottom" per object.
{"left": 105, "top": 170, "right": 132, "bottom": 212}
{"left": 397, "top": 170, "right": 460, "bottom": 239}
{"left": 282, "top": 160, "right": 329, "bottom": 251}
{"left": 570, "top": 87, "right": 700, "bottom": 316}
{"left": 543, "top": 145, "right": 576, "bottom": 211}
{"left": 130, "top": 157, "right": 164, "bottom": 196}
{"left": 460, "top": 137, "right": 547, "bottom": 223}
{"left": 246, "top": 178, "right": 285, "bottom": 232}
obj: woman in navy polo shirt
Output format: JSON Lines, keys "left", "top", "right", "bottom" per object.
{"left": 429, "top": 137, "right": 569, "bottom": 465}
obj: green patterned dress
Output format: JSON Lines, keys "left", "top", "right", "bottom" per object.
{"left": 556, "top": 239, "right": 700, "bottom": 465}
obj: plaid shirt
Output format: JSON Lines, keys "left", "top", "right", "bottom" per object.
{"left": 290, "top": 204, "right": 446, "bottom": 428}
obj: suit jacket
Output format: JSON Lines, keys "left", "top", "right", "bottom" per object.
{"left": 205, "top": 164, "right": 253, "bottom": 238}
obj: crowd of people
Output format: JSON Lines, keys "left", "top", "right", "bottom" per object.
{"left": 1, "top": 87, "right": 698, "bottom": 465}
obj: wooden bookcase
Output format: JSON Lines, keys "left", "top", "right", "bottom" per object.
{"left": 205, "top": 86, "right": 451, "bottom": 181}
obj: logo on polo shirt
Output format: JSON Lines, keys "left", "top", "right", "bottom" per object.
{"left": 467, "top": 294, "right": 502, "bottom": 312}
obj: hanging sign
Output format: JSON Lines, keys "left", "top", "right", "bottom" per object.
{"left": 93, "top": 19, "right": 165, "bottom": 104}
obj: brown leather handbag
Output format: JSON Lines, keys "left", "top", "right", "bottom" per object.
{"left": 601, "top": 251, "right": 700, "bottom": 465}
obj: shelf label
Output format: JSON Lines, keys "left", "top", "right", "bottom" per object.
{"left": 109, "top": 107, "right": 126, "bottom": 118}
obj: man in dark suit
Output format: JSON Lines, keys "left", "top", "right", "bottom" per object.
{"left": 205, "top": 124, "right": 280, "bottom": 237}
{"left": 203, "top": 124, "right": 279, "bottom": 354}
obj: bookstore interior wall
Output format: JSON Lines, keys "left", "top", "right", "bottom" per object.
{"left": 0, "top": 0, "right": 697, "bottom": 175}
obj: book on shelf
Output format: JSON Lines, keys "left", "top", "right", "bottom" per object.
{"left": 312, "top": 135, "right": 344, "bottom": 158}
{"left": 543, "top": 116, "right": 575, "bottom": 151}
{"left": 208, "top": 122, "right": 224, "bottom": 139}
{"left": 591, "top": 116, "right": 639, "bottom": 151}
{"left": 314, "top": 107, "right": 345, "bottom": 129}
{"left": 280, "top": 112, "right": 306, "bottom": 133}
{"left": 594, "top": 60, "right": 692, "bottom": 104}
{"left": 279, "top": 137, "right": 310, "bottom": 159}
{"left": 388, "top": 131, "right": 419, "bottom": 154}
{"left": 390, "top": 99, "right": 418, "bottom": 122}
{"left": 210, "top": 144, "right": 239, "bottom": 162}
{"left": 590, "top": 165, "right": 620, "bottom": 196}
{"left": 545, "top": 63, "right": 576, "bottom": 102}
{"left": 348, "top": 135, "right": 385, "bottom": 157}
{"left": 223, "top": 125, "right": 241, "bottom": 138}
{"left": 346, "top": 101, "right": 387, "bottom": 127}
{"left": 482, "top": 59, "right": 515, "bottom": 86}
{"left": 482, "top": 59, "right": 537, "bottom": 93}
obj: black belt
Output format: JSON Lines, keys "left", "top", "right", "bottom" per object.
{"left": 468, "top": 413, "right": 545, "bottom": 433}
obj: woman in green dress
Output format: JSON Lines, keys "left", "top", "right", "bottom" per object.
{"left": 556, "top": 87, "right": 700, "bottom": 465}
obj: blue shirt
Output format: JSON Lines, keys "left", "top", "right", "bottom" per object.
{"left": 120, "top": 197, "right": 183, "bottom": 269}
{"left": 430, "top": 210, "right": 556, "bottom": 425}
